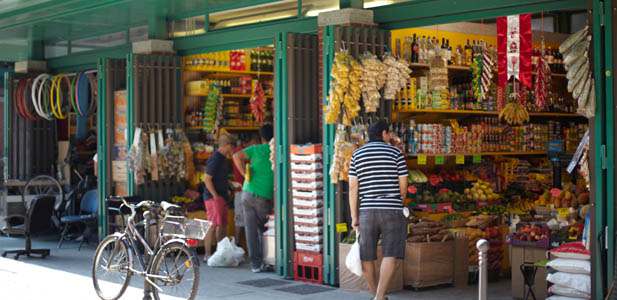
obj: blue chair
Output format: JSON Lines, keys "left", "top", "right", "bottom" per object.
{"left": 58, "top": 189, "right": 98, "bottom": 250}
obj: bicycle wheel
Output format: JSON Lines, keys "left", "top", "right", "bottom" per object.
{"left": 150, "top": 242, "right": 199, "bottom": 300}
{"left": 92, "top": 235, "right": 132, "bottom": 300}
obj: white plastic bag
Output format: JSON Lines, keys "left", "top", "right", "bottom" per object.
{"left": 549, "top": 284, "right": 591, "bottom": 299}
{"left": 546, "top": 295, "right": 589, "bottom": 300}
{"left": 547, "top": 272, "right": 591, "bottom": 294}
{"left": 345, "top": 233, "right": 363, "bottom": 277}
{"left": 547, "top": 258, "right": 591, "bottom": 274}
{"left": 207, "top": 237, "right": 245, "bottom": 267}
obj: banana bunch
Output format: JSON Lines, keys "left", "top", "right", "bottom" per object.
{"left": 499, "top": 102, "right": 529, "bottom": 125}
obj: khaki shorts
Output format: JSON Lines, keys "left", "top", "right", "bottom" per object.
{"left": 359, "top": 209, "right": 407, "bottom": 261}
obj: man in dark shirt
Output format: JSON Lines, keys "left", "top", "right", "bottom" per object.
{"left": 203, "top": 134, "right": 236, "bottom": 259}
{"left": 348, "top": 120, "right": 408, "bottom": 300}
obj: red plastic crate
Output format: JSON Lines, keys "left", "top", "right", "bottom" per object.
{"left": 293, "top": 251, "right": 323, "bottom": 284}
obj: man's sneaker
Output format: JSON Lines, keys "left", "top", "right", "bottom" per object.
{"left": 251, "top": 267, "right": 262, "bottom": 273}
{"left": 260, "top": 264, "right": 274, "bottom": 272}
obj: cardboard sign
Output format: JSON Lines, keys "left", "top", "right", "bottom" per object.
{"left": 417, "top": 154, "right": 427, "bottom": 165}
{"left": 455, "top": 155, "right": 465, "bottom": 165}
{"left": 435, "top": 155, "right": 445, "bottom": 165}
{"left": 473, "top": 155, "right": 482, "bottom": 164}
{"left": 336, "top": 223, "right": 348, "bottom": 233}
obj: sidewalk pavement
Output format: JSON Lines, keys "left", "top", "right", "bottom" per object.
{"left": 0, "top": 235, "right": 511, "bottom": 299}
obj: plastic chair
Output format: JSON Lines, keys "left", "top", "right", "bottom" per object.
{"left": 57, "top": 189, "right": 98, "bottom": 250}
{"left": 2, "top": 195, "right": 55, "bottom": 259}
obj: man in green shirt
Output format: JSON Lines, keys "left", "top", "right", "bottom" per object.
{"left": 232, "top": 124, "right": 274, "bottom": 273}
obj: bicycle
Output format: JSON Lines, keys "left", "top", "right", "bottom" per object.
{"left": 91, "top": 196, "right": 209, "bottom": 300}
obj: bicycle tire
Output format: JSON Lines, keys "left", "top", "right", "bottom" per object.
{"left": 150, "top": 242, "right": 199, "bottom": 300}
{"left": 92, "top": 235, "right": 133, "bottom": 300}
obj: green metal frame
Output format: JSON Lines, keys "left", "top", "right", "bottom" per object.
{"left": 97, "top": 58, "right": 109, "bottom": 239}
{"left": 274, "top": 31, "right": 291, "bottom": 278}
{"left": 3, "top": 71, "right": 12, "bottom": 181}
{"left": 601, "top": 0, "right": 614, "bottom": 285}
{"left": 126, "top": 53, "right": 135, "bottom": 196}
{"left": 322, "top": 25, "right": 337, "bottom": 286}
{"left": 175, "top": 16, "right": 317, "bottom": 56}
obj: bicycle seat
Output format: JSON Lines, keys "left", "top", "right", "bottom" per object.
{"left": 161, "top": 201, "right": 181, "bottom": 212}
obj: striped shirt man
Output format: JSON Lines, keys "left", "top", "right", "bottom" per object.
{"left": 348, "top": 141, "right": 408, "bottom": 210}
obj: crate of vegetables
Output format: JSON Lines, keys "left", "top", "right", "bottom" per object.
{"left": 507, "top": 223, "right": 550, "bottom": 249}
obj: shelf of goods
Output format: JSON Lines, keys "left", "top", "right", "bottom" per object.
{"left": 291, "top": 144, "right": 325, "bottom": 284}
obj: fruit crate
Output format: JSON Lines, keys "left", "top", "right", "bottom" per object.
{"left": 293, "top": 251, "right": 323, "bottom": 284}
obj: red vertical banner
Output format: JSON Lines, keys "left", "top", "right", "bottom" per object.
{"left": 518, "top": 14, "right": 532, "bottom": 89}
{"left": 497, "top": 17, "right": 508, "bottom": 88}
{"left": 497, "top": 14, "right": 532, "bottom": 88}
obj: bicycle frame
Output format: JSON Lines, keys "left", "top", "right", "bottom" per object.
{"left": 105, "top": 199, "right": 195, "bottom": 293}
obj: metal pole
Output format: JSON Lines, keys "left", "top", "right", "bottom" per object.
{"left": 477, "top": 239, "right": 489, "bottom": 300}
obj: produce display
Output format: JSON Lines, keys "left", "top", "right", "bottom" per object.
{"left": 408, "top": 219, "right": 452, "bottom": 243}
{"left": 465, "top": 180, "right": 500, "bottom": 203}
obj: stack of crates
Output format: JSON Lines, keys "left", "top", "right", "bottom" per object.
{"left": 290, "top": 144, "right": 324, "bottom": 284}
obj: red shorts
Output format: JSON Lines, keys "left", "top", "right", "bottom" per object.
{"left": 204, "top": 197, "right": 228, "bottom": 226}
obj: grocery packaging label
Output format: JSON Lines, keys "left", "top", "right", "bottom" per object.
{"left": 336, "top": 223, "right": 348, "bottom": 233}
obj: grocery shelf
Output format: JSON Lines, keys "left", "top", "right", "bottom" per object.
{"left": 184, "top": 69, "right": 274, "bottom": 76}
{"left": 408, "top": 64, "right": 471, "bottom": 71}
{"left": 409, "top": 63, "right": 430, "bottom": 68}
{"left": 447, "top": 65, "right": 471, "bottom": 71}
{"left": 396, "top": 109, "right": 584, "bottom": 118}
{"left": 187, "top": 126, "right": 260, "bottom": 131}
{"left": 408, "top": 151, "right": 548, "bottom": 158}
{"left": 221, "top": 93, "right": 273, "bottom": 99}
{"left": 220, "top": 126, "right": 260, "bottom": 131}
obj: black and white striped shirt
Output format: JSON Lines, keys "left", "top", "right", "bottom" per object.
{"left": 348, "top": 141, "right": 408, "bottom": 210}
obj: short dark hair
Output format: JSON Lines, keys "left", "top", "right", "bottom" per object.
{"left": 260, "top": 124, "right": 274, "bottom": 141}
{"left": 368, "top": 120, "right": 388, "bottom": 141}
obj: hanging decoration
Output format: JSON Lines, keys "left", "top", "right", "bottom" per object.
{"left": 480, "top": 47, "right": 495, "bottom": 101}
{"left": 497, "top": 14, "right": 532, "bottom": 125}
{"left": 471, "top": 55, "right": 483, "bottom": 101}
{"left": 329, "top": 125, "right": 356, "bottom": 183}
{"left": 534, "top": 44, "right": 551, "bottom": 109}
{"left": 250, "top": 81, "right": 267, "bottom": 123}
{"left": 497, "top": 14, "right": 532, "bottom": 89}
{"left": 359, "top": 53, "right": 387, "bottom": 113}
{"left": 560, "top": 26, "right": 594, "bottom": 118}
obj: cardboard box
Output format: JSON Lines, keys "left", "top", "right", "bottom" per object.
{"left": 453, "top": 236, "right": 469, "bottom": 288}
{"left": 404, "top": 241, "right": 454, "bottom": 288}
{"left": 510, "top": 246, "right": 547, "bottom": 300}
{"left": 338, "top": 243, "right": 404, "bottom": 293}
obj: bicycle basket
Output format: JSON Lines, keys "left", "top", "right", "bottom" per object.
{"left": 184, "top": 219, "right": 211, "bottom": 240}
{"left": 161, "top": 218, "right": 211, "bottom": 240}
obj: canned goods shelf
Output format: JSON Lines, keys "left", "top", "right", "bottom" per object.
{"left": 397, "top": 109, "right": 584, "bottom": 118}
{"left": 408, "top": 151, "right": 548, "bottom": 158}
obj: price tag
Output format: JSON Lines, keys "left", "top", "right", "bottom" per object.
{"left": 336, "top": 223, "right": 348, "bottom": 233}
{"left": 408, "top": 223, "right": 413, "bottom": 234}
{"left": 473, "top": 154, "right": 482, "bottom": 164}
{"left": 455, "top": 155, "right": 465, "bottom": 165}
{"left": 435, "top": 155, "right": 445, "bottom": 165}
{"left": 417, "top": 154, "right": 427, "bottom": 165}
{"left": 557, "top": 208, "right": 570, "bottom": 218}
{"left": 550, "top": 188, "right": 562, "bottom": 198}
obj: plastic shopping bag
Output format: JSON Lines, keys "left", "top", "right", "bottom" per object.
{"left": 345, "top": 233, "right": 363, "bottom": 277}
{"left": 207, "top": 237, "right": 245, "bottom": 267}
